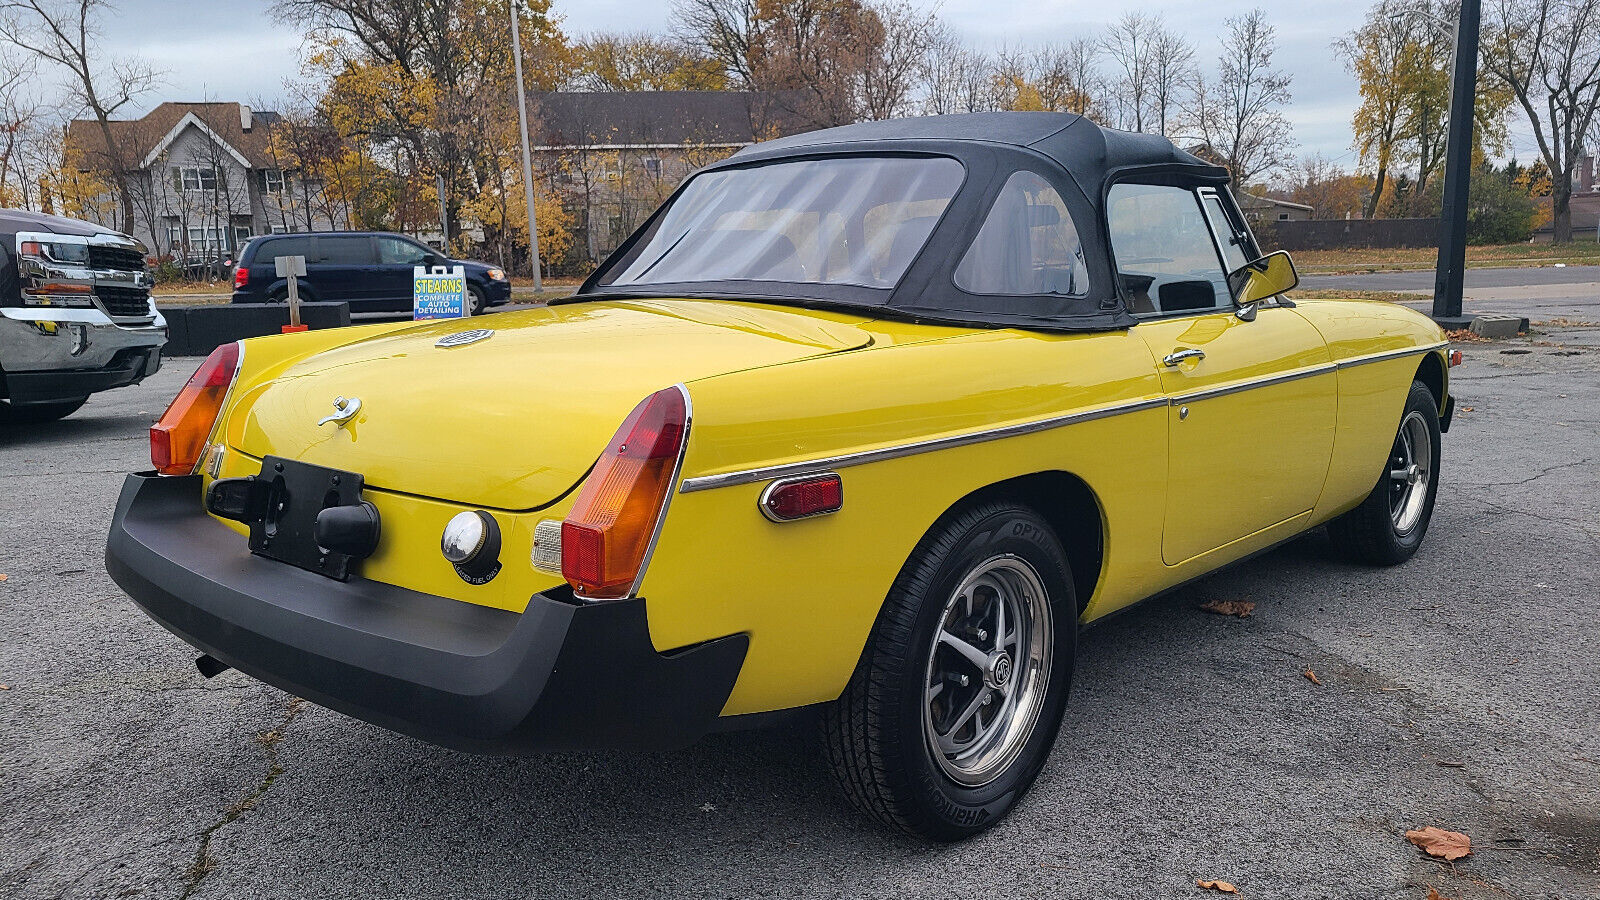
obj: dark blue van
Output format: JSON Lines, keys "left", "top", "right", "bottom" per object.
{"left": 231, "top": 232, "right": 512, "bottom": 313}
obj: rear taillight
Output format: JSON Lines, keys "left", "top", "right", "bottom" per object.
{"left": 561, "top": 386, "right": 689, "bottom": 600}
{"left": 233, "top": 266, "right": 249, "bottom": 289}
{"left": 150, "top": 342, "right": 242, "bottom": 475}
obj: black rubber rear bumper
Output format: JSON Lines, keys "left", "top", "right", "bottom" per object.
{"left": 104, "top": 472, "right": 748, "bottom": 753}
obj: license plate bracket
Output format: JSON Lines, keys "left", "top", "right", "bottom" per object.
{"left": 245, "top": 456, "right": 367, "bottom": 580}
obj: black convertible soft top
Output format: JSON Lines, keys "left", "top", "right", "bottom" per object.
{"left": 574, "top": 112, "right": 1236, "bottom": 332}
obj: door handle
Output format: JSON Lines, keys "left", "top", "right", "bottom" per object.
{"left": 1163, "top": 348, "right": 1206, "bottom": 367}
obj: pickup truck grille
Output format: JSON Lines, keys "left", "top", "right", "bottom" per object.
{"left": 96, "top": 285, "right": 153, "bottom": 318}
{"left": 89, "top": 245, "right": 146, "bottom": 273}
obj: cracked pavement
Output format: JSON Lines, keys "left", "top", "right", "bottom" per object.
{"left": 1, "top": 325, "right": 1596, "bottom": 899}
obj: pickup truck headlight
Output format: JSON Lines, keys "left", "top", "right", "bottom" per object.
{"left": 486, "top": 268, "right": 506, "bottom": 281}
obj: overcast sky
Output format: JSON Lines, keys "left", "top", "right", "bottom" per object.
{"left": 87, "top": 0, "right": 1542, "bottom": 172}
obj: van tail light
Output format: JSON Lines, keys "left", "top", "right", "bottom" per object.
{"left": 233, "top": 265, "right": 249, "bottom": 289}
{"left": 150, "top": 342, "right": 242, "bottom": 475}
{"left": 561, "top": 386, "right": 689, "bottom": 600}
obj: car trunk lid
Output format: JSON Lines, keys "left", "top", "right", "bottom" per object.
{"left": 228, "top": 299, "right": 875, "bottom": 510}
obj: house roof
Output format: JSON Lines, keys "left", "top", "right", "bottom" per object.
{"left": 65, "top": 102, "right": 278, "bottom": 171}
{"left": 530, "top": 91, "right": 806, "bottom": 149}
{"left": 1239, "top": 192, "right": 1313, "bottom": 212}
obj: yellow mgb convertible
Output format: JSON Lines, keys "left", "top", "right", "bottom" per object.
{"left": 107, "top": 113, "right": 1454, "bottom": 840}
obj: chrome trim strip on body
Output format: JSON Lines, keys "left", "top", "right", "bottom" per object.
{"left": 1167, "top": 362, "right": 1335, "bottom": 403}
{"left": 676, "top": 342, "right": 1447, "bottom": 495}
{"left": 1335, "top": 341, "right": 1447, "bottom": 369}
{"left": 679, "top": 397, "right": 1168, "bottom": 493}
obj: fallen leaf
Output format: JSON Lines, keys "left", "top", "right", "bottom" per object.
{"left": 1461, "top": 406, "right": 1474, "bottom": 413}
{"left": 0, "top": 684, "right": 9, "bottom": 690}
{"left": 1200, "top": 599, "right": 1254, "bottom": 618}
{"left": 1426, "top": 888, "right": 1456, "bottom": 900}
{"left": 1407, "top": 826, "right": 1472, "bottom": 861}
{"left": 0, "top": 573, "right": 7, "bottom": 581}
{"left": 1303, "top": 669, "right": 1322, "bottom": 685}
{"left": 1197, "top": 880, "right": 1239, "bottom": 894}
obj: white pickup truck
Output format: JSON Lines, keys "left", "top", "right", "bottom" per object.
{"left": 1, "top": 209, "right": 167, "bottom": 423}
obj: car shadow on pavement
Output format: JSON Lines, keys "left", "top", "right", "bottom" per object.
{"left": 181, "top": 530, "right": 1476, "bottom": 898}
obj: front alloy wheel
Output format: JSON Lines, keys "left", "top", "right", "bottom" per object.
{"left": 823, "top": 501, "right": 1076, "bottom": 841}
{"left": 1328, "top": 379, "right": 1442, "bottom": 565}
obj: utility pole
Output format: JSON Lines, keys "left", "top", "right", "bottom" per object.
{"left": 509, "top": 0, "right": 543, "bottom": 293}
{"left": 1432, "top": 0, "right": 1481, "bottom": 324}
{"left": 436, "top": 172, "right": 449, "bottom": 247}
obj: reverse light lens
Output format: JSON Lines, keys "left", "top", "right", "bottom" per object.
{"left": 760, "top": 474, "right": 843, "bottom": 522}
{"left": 561, "top": 387, "right": 688, "bottom": 599}
{"left": 150, "top": 342, "right": 241, "bottom": 475}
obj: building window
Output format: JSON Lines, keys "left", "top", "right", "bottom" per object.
{"left": 257, "top": 169, "right": 284, "bottom": 194}
{"left": 233, "top": 226, "right": 253, "bottom": 246}
{"left": 1278, "top": 213, "right": 1289, "bottom": 221}
{"left": 176, "top": 166, "right": 218, "bottom": 193}
{"left": 642, "top": 157, "right": 662, "bottom": 178}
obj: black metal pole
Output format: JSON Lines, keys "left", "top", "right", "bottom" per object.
{"left": 1433, "top": 0, "right": 1482, "bottom": 322}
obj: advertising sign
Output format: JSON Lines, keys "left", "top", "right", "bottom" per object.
{"left": 413, "top": 265, "right": 469, "bottom": 320}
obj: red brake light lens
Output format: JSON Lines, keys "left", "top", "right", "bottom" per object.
{"left": 761, "top": 474, "right": 843, "bottom": 521}
{"left": 561, "top": 387, "right": 688, "bottom": 599}
{"left": 150, "top": 342, "right": 241, "bottom": 475}
{"left": 233, "top": 265, "right": 249, "bottom": 289}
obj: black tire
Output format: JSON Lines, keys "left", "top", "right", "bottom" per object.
{"left": 0, "top": 396, "right": 89, "bottom": 424}
{"left": 266, "top": 287, "right": 288, "bottom": 304}
{"left": 1327, "top": 380, "right": 1441, "bottom": 565}
{"left": 821, "top": 501, "right": 1076, "bottom": 840}
{"left": 468, "top": 285, "right": 487, "bottom": 316}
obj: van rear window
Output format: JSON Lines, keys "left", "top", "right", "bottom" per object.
{"left": 261, "top": 237, "right": 312, "bottom": 262}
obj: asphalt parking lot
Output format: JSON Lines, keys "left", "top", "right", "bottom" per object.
{"left": 2, "top": 324, "right": 1597, "bottom": 900}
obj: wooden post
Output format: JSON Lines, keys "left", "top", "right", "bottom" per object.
{"left": 276, "top": 254, "right": 309, "bottom": 333}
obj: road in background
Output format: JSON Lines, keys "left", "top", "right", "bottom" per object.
{"left": 2, "top": 331, "right": 1597, "bottom": 899}
{"left": 1303, "top": 265, "right": 1600, "bottom": 321}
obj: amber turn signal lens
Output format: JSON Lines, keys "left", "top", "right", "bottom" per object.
{"left": 150, "top": 342, "right": 241, "bottom": 475}
{"left": 561, "top": 386, "right": 688, "bottom": 600}
{"left": 760, "top": 474, "right": 843, "bottom": 522}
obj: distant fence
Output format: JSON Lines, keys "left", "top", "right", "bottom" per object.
{"left": 1257, "top": 218, "right": 1441, "bottom": 252}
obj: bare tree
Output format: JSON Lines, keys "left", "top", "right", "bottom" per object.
{"left": 0, "top": 48, "right": 46, "bottom": 207}
{"left": 1186, "top": 8, "right": 1295, "bottom": 188}
{"left": 918, "top": 25, "right": 995, "bottom": 114}
{"left": 673, "top": 0, "right": 761, "bottom": 89}
{"left": 1031, "top": 39, "right": 1103, "bottom": 117}
{"left": 0, "top": 0, "right": 160, "bottom": 229}
{"left": 1101, "top": 12, "right": 1155, "bottom": 131}
{"left": 860, "top": 1, "right": 939, "bottom": 120}
{"left": 1147, "top": 20, "right": 1194, "bottom": 137}
{"left": 1482, "top": 0, "right": 1600, "bottom": 242}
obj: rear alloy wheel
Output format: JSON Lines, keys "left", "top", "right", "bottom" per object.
{"left": 822, "top": 501, "right": 1075, "bottom": 840}
{"left": 1328, "top": 380, "right": 1442, "bottom": 565}
{"left": 0, "top": 396, "right": 89, "bottom": 424}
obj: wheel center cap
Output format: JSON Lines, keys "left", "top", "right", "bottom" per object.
{"left": 986, "top": 653, "right": 1013, "bottom": 689}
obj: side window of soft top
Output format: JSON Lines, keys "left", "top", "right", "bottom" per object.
{"left": 953, "top": 171, "right": 1090, "bottom": 297}
{"left": 1106, "top": 183, "right": 1232, "bottom": 317}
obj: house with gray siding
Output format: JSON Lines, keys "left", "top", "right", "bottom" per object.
{"left": 65, "top": 102, "right": 338, "bottom": 259}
